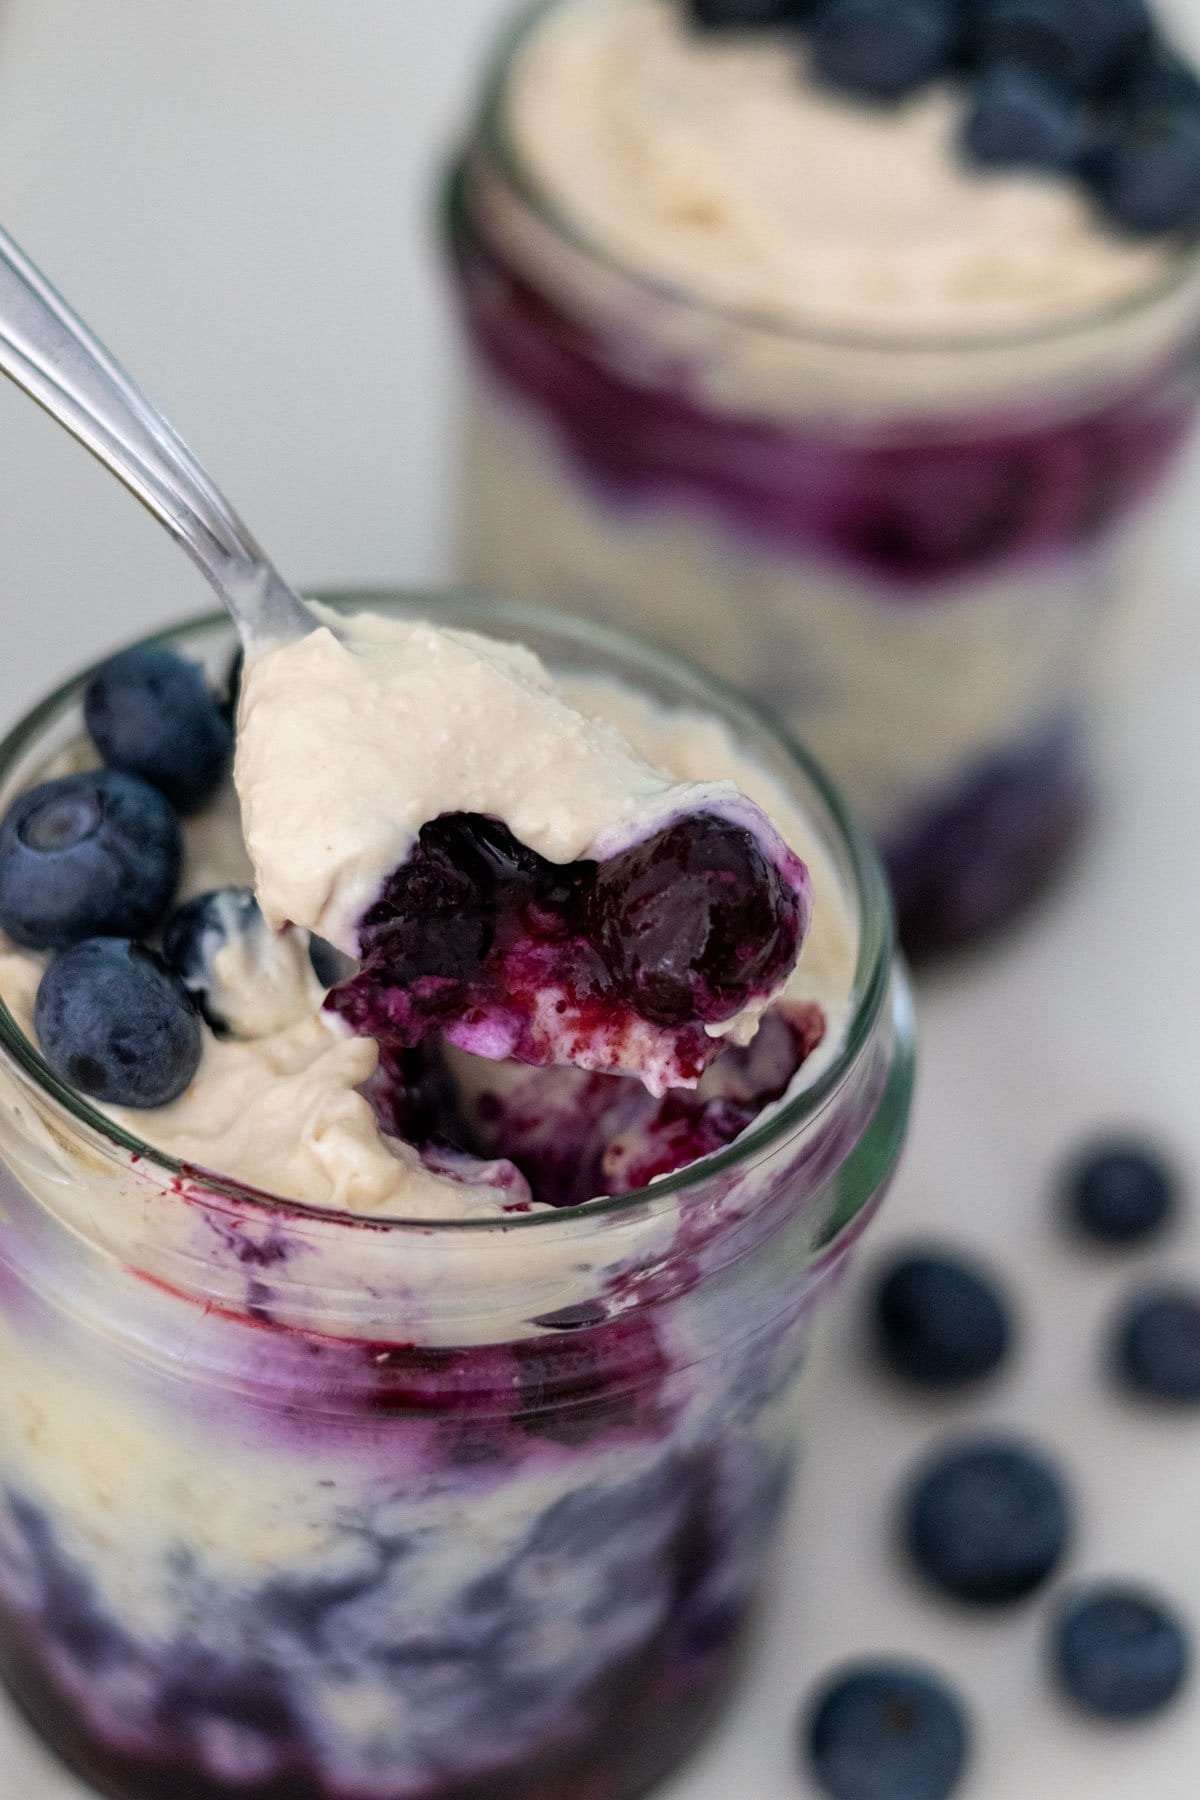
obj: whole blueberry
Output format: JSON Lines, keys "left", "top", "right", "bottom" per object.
{"left": 0, "top": 771, "right": 181, "bottom": 951}
{"left": 689, "top": 0, "right": 810, "bottom": 24}
{"left": 84, "top": 645, "right": 233, "bottom": 814}
{"left": 805, "top": 1661, "right": 970, "bottom": 1800}
{"left": 1064, "top": 1139, "right": 1176, "bottom": 1245}
{"left": 1053, "top": 1584, "right": 1190, "bottom": 1719}
{"left": 905, "top": 1437, "right": 1071, "bottom": 1605}
{"left": 873, "top": 1250, "right": 1012, "bottom": 1388}
{"left": 1119, "top": 41, "right": 1200, "bottom": 117}
{"left": 962, "top": 66, "right": 1087, "bottom": 171}
{"left": 1113, "top": 1286, "right": 1200, "bottom": 1403}
{"left": 35, "top": 938, "right": 202, "bottom": 1108}
{"left": 1089, "top": 109, "right": 1200, "bottom": 235}
{"left": 811, "top": 0, "right": 957, "bottom": 101}
{"left": 970, "top": 0, "right": 1152, "bottom": 95}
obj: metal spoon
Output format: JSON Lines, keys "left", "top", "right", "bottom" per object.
{"left": 0, "top": 222, "right": 314, "bottom": 649}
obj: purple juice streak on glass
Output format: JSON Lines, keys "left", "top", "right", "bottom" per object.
{"left": 455, "top": 229, "right": 1198, "bottom": 586}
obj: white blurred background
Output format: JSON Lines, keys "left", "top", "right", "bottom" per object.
{"left": 2, "top": 5, "right": 1200, "bottom": 1798}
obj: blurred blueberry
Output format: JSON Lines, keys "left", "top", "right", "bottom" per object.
{"left": 1113, "top": 1286, "right": 1200, "bottom": 1402}
{"left": 805, "top": 1661, "right": 970, "bottom": 1800}
{"left": 1118, "top": 40, "right": 1200, "bottom": 116}
{"left": 962, "top": 66, "right": 1087, "bottom": 171}
{"left": 0, "top": 771, "right": 180, "bottom": 950}
{"left": 970, "top": 0, "right": 1152, "bottom": 95}
{"left": 873, "top": 1249, "right": 1012, "bottom": 1388}
{"left": 35, "top": 938, "right": 202, "bottom": 1108}
{"left": 1089, "top": 108, "right": 1200, "bottom": 235}
{"left": 690, "top": 0, "right": 810, "bottom": 22}
{"left": 84, "top": 645, "right": 233, "bottom": 814}
{"left": 1064, "top": 1138, "right": 1176, "bottom": 1244}
{"left": 812, "top": 0, "right": 957, "bottom": 101}
{"left": 163, "top": 886, "right": 317, "bottom": 1038}
{"left": 1054, "top": 1584, "right": 1190, "bottom": 1719}
{"left": 905, "top": 1436, "right": 1071, "bottom": 1605}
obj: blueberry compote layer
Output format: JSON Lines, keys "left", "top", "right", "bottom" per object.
{"left": 327, "top": 810, "right": 805, "bottom": 1093}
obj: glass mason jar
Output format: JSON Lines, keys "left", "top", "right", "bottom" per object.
{"left": 447, "top": 0, "right": 1200, "bottom": 956}
{"left": 0, "top": 593, "right": 913, "bottom": 1800}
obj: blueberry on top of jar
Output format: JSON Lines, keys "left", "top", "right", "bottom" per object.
{"left": 84, "top": 644, "right": 233, "bottom": 815}
{"left": 35, "top": 937, "right": 201, "bottom": 1109}
{"left": 0, "top": 770, "right": 181, "bottom": 951}
{"left": 162, "top": 886, "right": 321, "bottom": 1040}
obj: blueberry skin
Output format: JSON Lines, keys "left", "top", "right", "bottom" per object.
{"left": 162, "top": 887, "right": 264, "bottom": 1035}
{"left": 812, "top": 0, "right": 957, "bottom": 101}
{"left": 873, "top": 1250, "right": 1012, "bottom": 1388}
{"left": 0, "top": 771, "right": 181, "bottom": 951}
{"left": 962, "top": 66, "right": 1087, "bottom": 171}
{"left": 805, "top": 1661, "right": 970, "bottom": 1800}
{"left": 1054, "top": 1585, "right": 1190, "bottom": 1720}
{"left": 1089, "top": 109, "right": 1200, "bottom": 235}
{"left": 35, "top": 938, "right": 202, "bottom": 1108}
{"left": 690, "top": 0, "right": 810, "bottom": 23}
{"left": 1119, "top": 41, "right": 1200, "bottom": 117}
{"left": 905, "top": 1437, "right": 1071, "bottom": 1605}
{"left": 84, "top": 645, "right": 233, "bottom": 814}
{"left": 1113, "top": 1286, "right": 1200, "bottom": 1403}
{"left": 970, "top": 0, "right": 1152, "bottom": 97}
{"left": 1064, "top": 1139, "right": 1175, "bottom": 1245}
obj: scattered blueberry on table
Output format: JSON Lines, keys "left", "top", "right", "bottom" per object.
{"left": 904, "top": 1436, "right": 1072, "bottom": 1605}
{"left": 805, "top": 1660, "right": 971, "bottom": 1800}
{"left": 0, "top": 770, "right": 181, "bottom": 951}
{"left": 1112, "top": 1284, "right": 1200, "bottom": 1403}
{"left": 872, "top": 1248, "right": 1013, "bottom": 1389}
{"left": 1064, "top": 1138, "right": 1176, "bottom": 1245}
{"left": 84, "top": 644, "right": 233, "bottom": 814}
{"left": 34, "top": 937, "right": 201, "bottom": 1108}
{"left": 1053, "top": 1584, "right": 1191, "bottom": 1720}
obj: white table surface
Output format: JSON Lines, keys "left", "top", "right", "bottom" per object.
{"left": 1, "top": 4, "right": 1200, "bottom": 1797}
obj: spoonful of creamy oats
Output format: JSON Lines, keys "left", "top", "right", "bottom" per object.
{"left": 0, "top": 223, "right": 811, "bottom": 1094}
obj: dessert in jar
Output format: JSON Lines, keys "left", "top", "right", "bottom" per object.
{"left": 0, "top": 592, "right": 912, "bottom": 1800}
{"left": 449, "top": 0, "right": 1200, "bottom": 953}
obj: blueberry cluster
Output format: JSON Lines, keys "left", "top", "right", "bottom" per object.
{"left": 0, "top": 645, "right": 239, "bottom": 1109}
{"left": 689, "top": 0, "right": 1200, "bottom": 237}
{"left": 801, "top": 1137, "right": 1193, "bottom": 1800}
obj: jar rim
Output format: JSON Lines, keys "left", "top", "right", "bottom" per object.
{"left": 0, "top": 588, "right": 896, "bottom": 1234}
{"left": 463, "top": 0, "right": 1200, "bottom": 359}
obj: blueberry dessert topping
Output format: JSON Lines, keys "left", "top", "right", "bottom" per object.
{"left": 812, "top": 0, "right": 958, "bottom": 101}
{"left": 585, "top": 814, "right": 802, "bottom": 1028}
{"left": 1121, "top": 40, "right": 1200, "bottom": 117}
{"left": 35, "top": 938, "right": 201, "bottom": 1108}
{"left": 1064, "top": 1137, "right": 1176, "bottom": 1244}
{"left": 963, "top": 66, "right": 1087, "bottom": 171}
{"left": 1053, "top": 1584, "right": 1190, "bottom": 1719}
{"left": 329, "top": 811, "right": 804, "bottom": 1084}
{"left": 805, "top": 1660, "right": 970, "bottom": 1800}
{"left": 690, "top": 0, "right": 809, "bottom": 24}
{"left": 0, "top": 771, "right": 181, "bottom": 951}
{"left": 84, "top": 645, "right": 233, "bottom": 815}
{"left": 905, "top": 1436, "right": 1071, "bottom": 1604}
{"left": 971, "top": 0, "right": 1152, "bottom": 96}
{"left": 873, "top": 1248, "right": 1012, "bottom": 1388}
{"left": 1113, "top": 1285, "right": 1200, "bottom": 1402}
{"left": 1090, "top": 107, "right": 1200, "bottom": 235}
{"left": 163, "top": 887, "right": 318, "bottom": 1039}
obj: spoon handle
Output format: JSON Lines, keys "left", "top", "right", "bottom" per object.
{"left": 0, "top": 223, "right": 311, "bottom": 646}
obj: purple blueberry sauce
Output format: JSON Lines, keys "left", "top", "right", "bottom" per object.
{"left": 328, "top": 811, "right": 805, "bottom": 1087}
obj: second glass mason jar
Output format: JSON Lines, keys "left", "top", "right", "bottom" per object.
{"left": 447, "top": 0, "right": 1200, "bottom": 956}
{"left": 0, "top": 594, "right": 912, "bottom": 1800}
